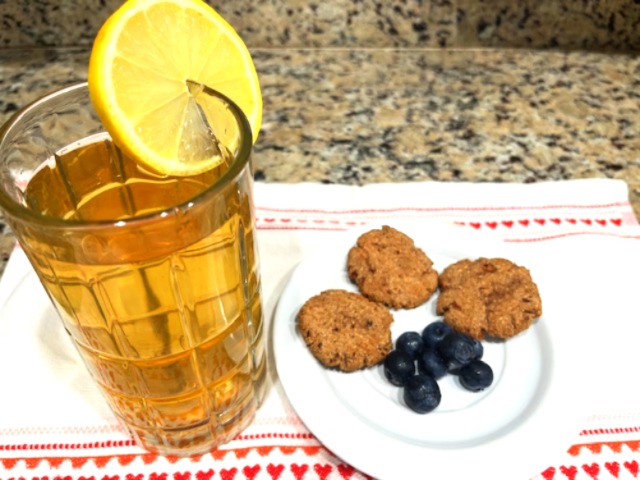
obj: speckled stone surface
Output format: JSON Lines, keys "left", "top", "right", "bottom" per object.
{"left": 456, "top": 0, "right": 640, "bottom": 50}
{"left": 0, "top": 0, "right": 452, "bottom": 48}
{"left": 1, "top": 0, "right": 640, "bottom": 50}
{"left": 1, "top": 46, "right": 639, "bottom": 277}
{"left": 216, "top": 0, "right": 457, "bottom": 48}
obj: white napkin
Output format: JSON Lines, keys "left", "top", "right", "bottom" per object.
{"left": 0, "top": 179, "right": 639, "bottom": 480}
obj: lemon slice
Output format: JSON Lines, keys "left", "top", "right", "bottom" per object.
{"left": 88, "top": 0, "right": 262, "bottom": 176}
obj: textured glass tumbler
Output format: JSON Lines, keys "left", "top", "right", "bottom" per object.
{"left": 0, "top": 83, "right": 266, "bottom": 456}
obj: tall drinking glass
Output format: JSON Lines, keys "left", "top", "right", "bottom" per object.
{"left": 0, "top": 82, "right": 266, "bottom": 456}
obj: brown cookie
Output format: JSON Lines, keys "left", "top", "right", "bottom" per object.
{"left": 347, "top": 226, "right": 438, "bottom": 309}
{"left": 297, "top": 289, "right": 394, "bottom": 372}
{"left": 436, "top": 257, "right": 542, "bottom": 340}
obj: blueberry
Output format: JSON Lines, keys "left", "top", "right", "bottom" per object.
{"left": 422, "top": 321, "right": 453, "bottom": 349}
{"left": 458, "top": 360, "right": 494, "bottom": 392}
{"left": 396, "top": 331, "right": 424, "bottom": 360}
{"left": 403, "top": 374, "right": 441, "bottom": 413}
{"left": 437, "top": 332, "right": 478, "bottom": 371}
{"left": 417, "top": 348, "right": 448, "bottom": 379}
{"left": 470, "top": 337, "right": 484, "bottom": 359}
{"left": 383, "top": 350, "right": 415, "bottom": 386}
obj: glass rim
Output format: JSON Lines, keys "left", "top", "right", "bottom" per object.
{"left": 0, "top": 81, "right": 254, "bottom": 230}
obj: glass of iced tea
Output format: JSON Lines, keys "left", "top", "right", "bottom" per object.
{"left": 0, "top": 82, "right": 266, "bottom": 456}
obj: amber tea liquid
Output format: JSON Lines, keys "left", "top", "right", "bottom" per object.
{"left": 20, "top": 132, "right": 266, "bottom": 455}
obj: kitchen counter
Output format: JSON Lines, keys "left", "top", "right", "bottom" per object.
{"left": 1, "top": 46, "right": 639, "bottom": 275}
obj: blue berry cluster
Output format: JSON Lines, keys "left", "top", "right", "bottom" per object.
{"left": 383, "top": 321, "right": 494, "bottom": 414}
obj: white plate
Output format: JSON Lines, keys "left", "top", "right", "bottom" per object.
{"left": 273, "top": 220, "right": 585, "bottom": 480}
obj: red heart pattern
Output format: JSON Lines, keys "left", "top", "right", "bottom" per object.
{"left": 291, "top": 463, "right": 309, "bottom": 480}
{"left": 450, "top": 218, "right": 625, "bottom": 230}
{"left": 7, "top": 457, "right": 640, "bottom": 480}
{"left": 258, "top": 216, "right": 627, "bottom": 234}
{"left": 266, "top": 464, "right": 284, "bottom": 479}
{"left": 220, "top": 468, "right": 237, "bottom": 480}
{"left": 625, "top": 460, "right": 639, "bottom": 477}
{"left": 540, "top": 461, "right": 640, "bottom": 480}
{"left": 258, "top": 216, "right": 627, "bottom": 230}
{"left": 605, "top": 461, "right": 620, "bottom": 477}
{"left": 196, "top": 470, "right": 214, "bottom": 480}
{"left": 338, "top": 464, "right": 357, "bottom": 478}
{"left": 314, "top": 463, "right": 333, "bottom": 480}
{"left": 242, "top": 464, "right": 261, "bottom": 480}
{"left": 560, "top": 465, "right": 578, "bottom": 480}
{"left": 583, "top": 462, "right": 600, "bottom": 479}
{"left": 4, "top": 464, "right": 367, "bottom": 480}
{"left": 2, "top": 416, "right": 639, "bottom": 480}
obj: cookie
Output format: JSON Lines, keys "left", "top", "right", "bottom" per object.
{"left": 436, "top": 257, "right": 542, "bottom": 340}
{"left": 347, "top": 226, "right": 438, "bottom": 309}
{"left": 297, "top": 289, "right": 394, "bottom": 372}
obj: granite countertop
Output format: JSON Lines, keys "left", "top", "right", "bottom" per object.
{"left": 1, "top": 46, "right": 639, "bottom": 276}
